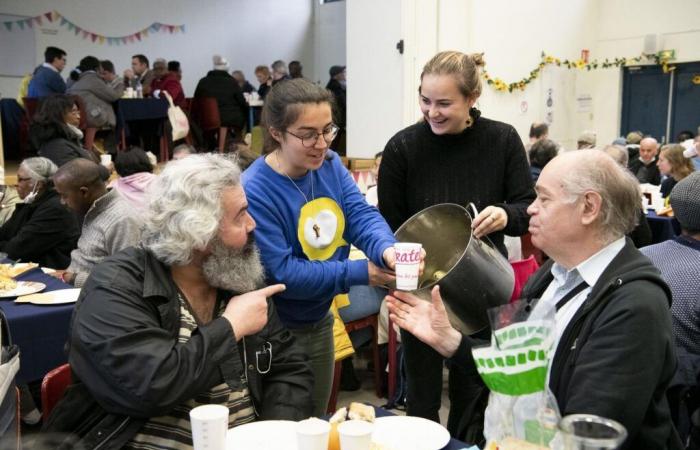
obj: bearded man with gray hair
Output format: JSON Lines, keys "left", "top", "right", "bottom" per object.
{"left": 386, "top": 151, "right": 682, "bottom": 449}
{"left": 45, "top": 154, "right": 313, "bottom": 449}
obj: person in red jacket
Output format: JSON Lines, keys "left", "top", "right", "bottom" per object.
{"left": 150, "top": 59, "right": 186, "bottom": 107}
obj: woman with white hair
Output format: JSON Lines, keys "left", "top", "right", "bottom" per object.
{"left": 0, "top": 157, "right": 80, "bottom": 268}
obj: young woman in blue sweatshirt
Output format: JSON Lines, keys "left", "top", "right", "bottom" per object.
{"left": 242, "top": 79, "right": 399, "bottom": 415}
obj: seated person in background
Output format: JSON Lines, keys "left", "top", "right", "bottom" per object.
{"left": 67, "top": 56, "right": 124, "bottom": 129}
{"left": 53, "top": 159, "right": 142, "bottom": 287}
{"left": 576, "top": 130, "right": 596, "bottom": 149}
{"left": 172, "top": 143, "right": 195, "bottom": 160}
{"left": 626, "top": 130, "right": 644, "bottom": 161}
{"left": 528, "top": 138, "right": 558, "bottom": 182}
{"left": 0, "top": 185, "right": 22, "bottom": 226}
{"left": 526, "top": 121, "right": 548, "bottom": 151}
{"left": 99, "top": 59, "right": 125, "bottom": 92}
{"left": 289, "top": 60, "right": 304, "bottom": 79}
{"left": 232, "top": 70, "right": 255, "bottom": 94}
{"left": 629, "top": 137, "right": 662, "bottom": 185}
{"left": 641, "top": 172, "right": 700, "bottom": 442}
{"left": 150, "top": 59, "right": 186, "bottom": 107}
{"left": 0, "top": 157, "right": 79, "bottom": 268}
{"left": 168, "top": 60, "right": 182, "bottom": 81}
{"left": 29, "top": 94, "right": 99, "bottom": 167}
{"left": 109, "top": 147, "right": 157, "bottom": 212}
{"left": 255, "top": 65, "right": 273, "bottom": 100}
{"left": 365, "top": 151, "right": 383, "bottom": 207}
{"left": 44, "top": 154, "right": 313, "bottom": 448}
{"left": 603, "top": 145, "right": 652, "bottom": 247}
{"left": 658, "top": 144, "right": 696, "bottom": 198}
{"left": 27, "top": 46, "right": 67, "bottom": 98}
{"left": 123, "top": 54, "right": 155, "bottom": 95}
{"left": 387, "top": 151, "right": 682, "bottom": 449}
{"left": 195, "top": 56, "right": 248, "bottom": 138}
{"left": 271, "top": 60, "right": 291, "bottom": 86}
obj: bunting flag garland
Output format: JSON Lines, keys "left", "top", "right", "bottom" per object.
{"left": 483, "top": 51, "right": 677, "bottom": 93}
{"left": 0, "top": 10, "right": 185, "bottom": 45}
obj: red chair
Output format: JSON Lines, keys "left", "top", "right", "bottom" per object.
{"left": 509, "top": 255, "right": 540, "bottom": 301}
{"left": 21, "top": 98, "right": 39, "bottom": 124}
{"left": 190, "top": 97, "right": 227, "bottom": 153}
{"left": 41, "top": 364, "right": 72, "bottom": 419}
{"left": 326, "top": 314, "right": 382, "bottom": 414}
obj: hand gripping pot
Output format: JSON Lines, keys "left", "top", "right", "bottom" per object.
{"left": 392, "top": 203, "right": 515, "bottom": 335}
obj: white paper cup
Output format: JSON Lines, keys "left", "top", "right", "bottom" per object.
{"left": 394, "top": 242, "right": 422, "bottom": 291}
{"left": 124, "top": 87, "right": 134, "bottom": 98}
{"left": 338, "top": 420, "right": 373, "bottom": 450}
{"left": 100, "top": 154, "right": 112, "bottom": 167}
{"left": 189, "top": 404, "right": 229, "bottom": 450}
{"left": 296, "top": 417, "right": 330, "bottom": 450}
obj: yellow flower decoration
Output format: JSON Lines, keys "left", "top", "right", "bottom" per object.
{"left": 297, "top": 197, "right": 348, "bottom": 261}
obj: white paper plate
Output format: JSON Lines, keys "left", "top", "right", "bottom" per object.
{"left": 372, "top": 416, "right": 451, "bottom": 450}
{"left": 225, "top": 416, "right": 450, "bottom": 450}
{"left": 15, "top": 288, "right": 81, "bottom": 305}
{"left": 226, "top": 420, "right": 298, "bottom": 449}
{"left": 0, "top": 281, "right": 46, "bottom": 298}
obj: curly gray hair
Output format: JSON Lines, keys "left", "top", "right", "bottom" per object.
{"left": 142, "top": 153, "right": 242, "bottom": 265}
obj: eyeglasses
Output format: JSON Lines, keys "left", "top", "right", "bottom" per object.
{"left": 285, "top": 124, "right": 339, "bottom": 148}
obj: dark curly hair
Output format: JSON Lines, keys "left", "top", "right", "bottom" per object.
{"left": 28, "top": 94, "right": 80, "bottom": 151}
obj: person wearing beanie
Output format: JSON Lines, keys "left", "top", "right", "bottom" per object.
{"left": 641, "top": 171, "right": 700, "bottom": 444}
{"left": 194, "top": 55, "right": 248, "bottom": 145}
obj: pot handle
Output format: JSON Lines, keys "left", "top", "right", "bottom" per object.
{"left": 467, "top": 202, "right": 479, "bottom": 219}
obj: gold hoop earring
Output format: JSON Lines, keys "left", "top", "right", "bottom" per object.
{"left": 465, "top": 115, "right": 474, "bottom": 128}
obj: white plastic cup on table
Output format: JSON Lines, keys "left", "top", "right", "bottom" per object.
{"left": 189, "top": 404, "right": 229, "bottom": 450}
{"left": 394, "top": 242, "right": 422, "bottom": 291}
{"left": 124, "top": 87, "right": 134, "bottom": 98}
{"left": 337, "top": 420, "right": 374, "bottom": 450}
{"left": 296, "top": 417, "right": 330, "bottom": 450}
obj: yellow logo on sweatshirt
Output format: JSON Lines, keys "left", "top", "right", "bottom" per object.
{"left": 298, "top": 197, "right": 347, "bottom": 261}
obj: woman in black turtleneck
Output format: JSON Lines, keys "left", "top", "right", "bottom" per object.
{"left": 378, "top": 51, "right": 535, "bottom": 444}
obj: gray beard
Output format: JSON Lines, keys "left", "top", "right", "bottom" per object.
{"left": 202, "top": 236, "right": 265, "bottom": 293}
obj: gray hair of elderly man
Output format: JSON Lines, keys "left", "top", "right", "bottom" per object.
{"left": 142, "top": 153, "right": 241, "bottom": 265}
{"left": 20, "top": 157, "right": 58, "bottom": 183}
{"left": 559, "top": 151, "right": 640, "bottom": 244}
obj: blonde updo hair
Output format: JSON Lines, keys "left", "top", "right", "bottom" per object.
{"left": 420, "top": 51, "right": 485, "bottom": 100}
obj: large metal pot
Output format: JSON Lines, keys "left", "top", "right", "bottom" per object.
{"left": 392, "top": 203, "right": 515, "bottom": 335}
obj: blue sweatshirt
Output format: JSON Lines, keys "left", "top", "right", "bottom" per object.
{"left": 28, "top": 65, "right": 67, "bottom": 97}
{"left": 242, "top": 151, "right": 396, "bottom": 327}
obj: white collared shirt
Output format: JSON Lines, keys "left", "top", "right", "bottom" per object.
{"left": 532, "top": 236, "right": 626, "bottom": 379}
{"left": 42, "top": 62, "right": 59, "bottom": 73}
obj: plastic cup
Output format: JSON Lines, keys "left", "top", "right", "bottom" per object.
{"left": 100, "top": 154, "right": 112, "bottom": 167}
{"left": 189, "top": 404, "right": 229, "bottom": 450}
{"left": 296, "top": 417, "right": 330, "bottom": 450}
{"left": 559, "top": 414, "right": 627, "bottom": 450}
{"left": 394, "top": 242, "right": 422, "bottom": 291}
{"left": 337, "top": 420, "right": 374, "bottom": 450}
{"left": 124, "top": 87, "right": 134, "bottom": 98}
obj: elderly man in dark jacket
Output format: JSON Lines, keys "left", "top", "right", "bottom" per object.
{"left": 44, "top": 154, "right": 313, "bottom": 449}
{"left": 386, "top": 151, "right": 683, "bottom": 449}
{"left": 194, "top": 56, "right": 249, "bottom": 133}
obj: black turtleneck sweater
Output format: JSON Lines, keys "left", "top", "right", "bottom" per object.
{"left": 378, "top": 111, "right": 535, "bottom": 255}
